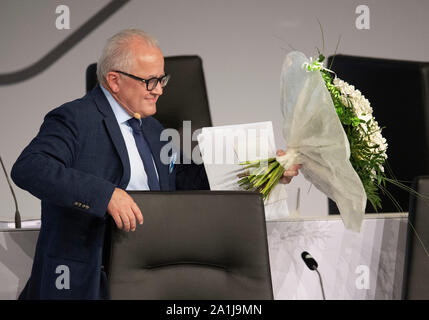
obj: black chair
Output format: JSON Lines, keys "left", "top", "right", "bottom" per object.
{"left": 327, "top": 55, "right": 429, "bottom": 213}
{"left": 86, "top": 55, "right": 212, "bottom": 159}
{"left": 402, "top": 176, "right": 429, "bottom": 299}
{"left": 105, "top": 191, "right": 274, "bottom": 300}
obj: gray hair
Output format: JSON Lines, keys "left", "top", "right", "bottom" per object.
{"left": 96, "top": 29, "right": 159, "bottom": 85}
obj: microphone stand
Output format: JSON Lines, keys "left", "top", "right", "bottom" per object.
{"left": 315, "top": 268, "right": 326, "bottom": 300}
{"left": 0, "top": 156, "right": 21, "bottom": 228}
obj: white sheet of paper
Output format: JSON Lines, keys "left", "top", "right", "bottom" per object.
{"left": 197, "top": 121, "right": 290, "bottom": 220}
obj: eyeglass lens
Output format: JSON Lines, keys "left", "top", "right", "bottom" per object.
{"left": 147, "top": 76, "right": 169, "bottom": 91}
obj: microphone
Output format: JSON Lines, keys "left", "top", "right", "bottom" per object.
{"left": 301, "top": 251, "right": 318, "bottom": 270}
{"left": 119, "top": 102, "right": 141, "bottom": 119}
{"left": 0, "top": 155, "right": 21, "bottom": 228}
{"left": 301, "top": 251, "right": 326, "bottom": 300}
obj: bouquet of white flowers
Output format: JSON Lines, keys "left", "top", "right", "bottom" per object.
{"left": 237, "top": 51, "right": 394, "bottom": 232}
{"left": 320, "top": 57, "right": 389, "bottom": 211}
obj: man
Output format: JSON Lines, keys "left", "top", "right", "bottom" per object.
{"left": 11, "top": 29, "right": 301, "bottom": 299}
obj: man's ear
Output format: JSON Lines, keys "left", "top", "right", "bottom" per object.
{"left": 106, "top": 72, "right": 120, "bottom": 93}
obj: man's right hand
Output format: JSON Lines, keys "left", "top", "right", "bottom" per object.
{"left": 107, "top": 188, "right": 143, "bottom": 232}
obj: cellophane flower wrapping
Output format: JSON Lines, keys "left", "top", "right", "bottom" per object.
{"left": 279, "top": 51, "right": 367, "bottom": 232}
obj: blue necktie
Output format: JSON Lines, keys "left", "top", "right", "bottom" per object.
{"left": 127, "top": 118, "right": 160, "bottom": 190}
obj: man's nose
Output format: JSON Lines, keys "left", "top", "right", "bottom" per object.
{"left": 151, "top": 82, "right": 163, "bottom": 95}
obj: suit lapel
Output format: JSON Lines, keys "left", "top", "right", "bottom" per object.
{"left": 103, "top": 117, "right": 131, "bottom": 189}
{"left": 140, "top": 118, "right": 169, "bottom": 191}
{"left": 92, "top": 86, "right": 131, "bottom": 189}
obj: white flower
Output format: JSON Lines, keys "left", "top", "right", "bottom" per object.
{"left": 333, "top": 77, "right": 373, "bottom": 117}
{"left": 333, "top": 77, "right": 388, "bottom": 178}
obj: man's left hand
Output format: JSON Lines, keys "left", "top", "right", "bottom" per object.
{"left": 276, "top": 149, "right": 302, "bottom": 184}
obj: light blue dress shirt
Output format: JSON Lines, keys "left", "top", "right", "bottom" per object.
{"left": 100, "top": 85, "right": 158, "bottom": 190}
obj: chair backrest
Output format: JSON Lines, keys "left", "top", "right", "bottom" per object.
{"left": 402, "top": 176, "right": 429, "bottom": 299}
{"left": 327, "top": 54, "right": 429, "bottom": 213}
{"left": 105, "top": 191, "right": 274, "bottom": 300}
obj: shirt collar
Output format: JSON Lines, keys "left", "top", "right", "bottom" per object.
{"left": 100, "top": 85, "right": 132, "bottom": 125}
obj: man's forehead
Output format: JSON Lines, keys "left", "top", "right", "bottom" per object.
{"left": 132, "top": 53, "right": 164, "bottom": 78}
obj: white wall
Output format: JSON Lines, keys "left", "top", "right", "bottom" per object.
{"left": 1, "top": 0, "right": 428, "bottom": 221}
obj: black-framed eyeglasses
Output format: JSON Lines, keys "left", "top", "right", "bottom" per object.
{"left": 113, "top": 70, "right": 170, "bottom": 91}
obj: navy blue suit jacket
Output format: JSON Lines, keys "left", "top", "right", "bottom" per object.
{"left": 11, "top": 85, "right": 209, "bottom": 299}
